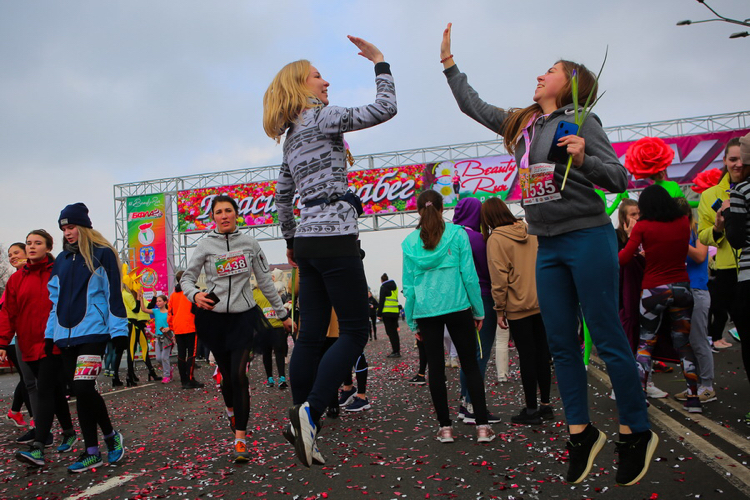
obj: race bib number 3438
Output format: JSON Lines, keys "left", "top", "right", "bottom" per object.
{"left": 215, "top": 250, "right": 249, "bottom": 277}
{"left": 520, "top": 162, "right": 561, "bottom": 205}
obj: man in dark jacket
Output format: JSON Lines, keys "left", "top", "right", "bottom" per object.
{"left": 378, "top": 274, "right": 400, "bottom": 358}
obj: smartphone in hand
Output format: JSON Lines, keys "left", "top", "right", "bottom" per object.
{"left": 547, "top": 121, "right": 580, "bottom": 164}
{"left": 205, "top": 291, "right": 221, "bottom": 304}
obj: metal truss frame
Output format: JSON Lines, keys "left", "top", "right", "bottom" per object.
{"left": 114, "top": 110, "right": 750, "bottom": 269}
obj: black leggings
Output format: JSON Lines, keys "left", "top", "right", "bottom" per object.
{"left": 262, "top": 327, "right": 288, "bottom": 378}
{"left": 343, "top": 353, "right": 368, "bottom": 394}
{"left": 213, "top": 349, "right": 251, "bottom": 432}
{"left": 126, "top": 319, "right": 154, "bottom": 378}
{"left": 382, "top": 315, "right": 400, "bottom": 353}
{"left": 6, "top": 347, "right": 31, "bottom": 415}
{"left": 175, "top": 333, "right": 198, "bottom": 383}
{"left": 416, "top": 339, "right": 427, "bottom": 375}
{"left": 508, "top": 314, "right": 552, "bottom": 410}
{"left": 418, "top": 308, "right": 488, "bottom": 426}
{"left": 61, "top": 343, "right": 114, "bottom": 448}
{"left": 731, "top": 280, "right": 750, "bottom": 385}
{"left": 369, "top": 314, "right": 378, "bottom": 339}
{"left": 708, "top": 269, "right": 740, "bottom": 343}
{"left": 27, "top": 354, "right": 74, "bottom": 444}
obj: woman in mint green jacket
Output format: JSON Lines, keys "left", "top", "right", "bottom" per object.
{"left": 402, "top": 190, "right": 494, "bottom": 444}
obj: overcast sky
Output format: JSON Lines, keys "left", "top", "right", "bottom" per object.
{"left": 1, "top": 0, "right": 748, "bottom": 290}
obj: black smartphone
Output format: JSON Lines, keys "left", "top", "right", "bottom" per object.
{"left": 205, "top": 291, "right": 221, "bottom": 304}
{"left": 547, "top": 121, "right": 580, "bottom": 164}
{"left": 711, "top": 198, "right": 723, "bottom": 212}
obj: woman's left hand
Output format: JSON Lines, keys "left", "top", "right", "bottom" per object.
{"left": 558, "top": 135, "right": 586, "bottom": 167}
{"left": 347, "top": 36, "right": 384, "bottom": 64}
{"left": 474, "top": 319, "right": 483, "bottom": 331}
{"left": 282, "top": 317, "right": 296, "bottom": 333}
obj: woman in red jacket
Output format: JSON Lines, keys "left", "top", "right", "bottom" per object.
{"left": 619, "top": 185, "right": 700, "bottom": 413}
{"left": 0, "top": 229, "right": 78, "bottom": 467}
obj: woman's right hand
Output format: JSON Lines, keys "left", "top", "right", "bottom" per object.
{"left": 441, "top": 23, "right": 455, "bottom": 68}
{"left": 624, "top": 217, "right": 637, "bottom": 237}
{"left": 498, "top": 316, "right": 509, "bottom": 330}
{"left": 194, "top": 292, "right": 216, "bottom": 311}
{"left": 0, "top": 349, "right": 6, "bottom": 364}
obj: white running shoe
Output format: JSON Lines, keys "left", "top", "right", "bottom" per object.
{"left": 646, "top": 382, "right": 668, "bottom": 399}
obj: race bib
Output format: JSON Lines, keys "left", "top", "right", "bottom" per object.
{"left": 215, "top": 250, "right": 249, "bottom": 278}
{"left": 263, "top": 306, "right": 277, "bottom": 319}
{"left": 74, "top": 355, "right": 102, "bottom": 381}
{"left": 520, "top": 162, "right": 561, "bottom": 205}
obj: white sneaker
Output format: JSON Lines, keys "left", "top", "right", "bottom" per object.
{"left": 609, "top": 389, "right": 616, "bottom": 400}
{"left": 646, "top": 382, "right": 668, "bottom": 399}
{"left": 436, "top": 426, "right": 454, "bottom": 443}
{"left": 498, "top": 374, "right": 508, "bottom": 383}
{"left": 450, "top": 357, "right": 459, "bottom": 368}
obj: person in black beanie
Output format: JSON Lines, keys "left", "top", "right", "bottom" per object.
{"left": 47, "top": 203, "right": 129, "bottom": 473}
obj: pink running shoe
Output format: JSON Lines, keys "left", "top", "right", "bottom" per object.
{"left": 161, "top": 376, "right": 172, "bottom": 384}
{"left": 6, "top": 411, "right": 27, "bottom": 428}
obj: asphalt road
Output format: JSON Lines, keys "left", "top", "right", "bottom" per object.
{"left": 0, "top": 322, "right": 748, "bottom": 500}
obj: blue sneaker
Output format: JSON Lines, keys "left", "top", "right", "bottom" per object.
{"left": 278, "top": 376, "right": 288, "bottom": 390}
{"left": 15, "top": 445, "right": 45, "bottom": 467}
{"left": 338, "top": 387, "right": 357, "bottom": 407}
{"left": 105, "top": 431, "right": 125, "bottom": 464}
{"left": 57, "top": 433, "right": 78, "bottom": 453}
{"left": 289, "top": 403, "right": 317, "bottom": 468}
{"left": 345, "top": 397, "right": 371, "bottom": 412}
{"left": 267, "top": 377, "right": 275, "bottom": 387}
{"left": 68, "top": 451, "right": 103, "bottom": 473}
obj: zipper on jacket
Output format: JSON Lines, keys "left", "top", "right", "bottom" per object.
{"left": 66, "top": 252, "right": 76, "bottom": 346}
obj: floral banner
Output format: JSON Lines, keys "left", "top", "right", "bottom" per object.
{"left": 176, "top": 156, "right": 519, "bottom": 233}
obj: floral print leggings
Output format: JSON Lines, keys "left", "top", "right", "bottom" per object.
{"left": 637, "top": 282, "right": 698, "bottom": 395}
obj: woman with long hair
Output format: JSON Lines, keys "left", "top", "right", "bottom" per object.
{"left": 46, "top": 204, "right": 127, "bottom": 472}
{"left": 263, "top": 36, "right": 396, "bottom": 467}
{"left": 481, "top": 197, "right": 552, "bottom": 425}
{"left": 620, "top": 186, "right": 699, "bottom": 411}
{"left": 181, "top": 195, "right": 293, "bottom": 463}
{"left": 402, "top": 190, "right": 495, "bottom": 443}
{"left": 441, "top": 23, "right": 654, "bottom": 485}
{"left": 0, "top": 232, "right": 78, "bottom": 467}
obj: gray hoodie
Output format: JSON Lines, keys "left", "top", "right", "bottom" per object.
{"left": 181, "top": 230, "right": 287, "bottom": 318}
{"left": 444, "top": 64, "right": 628, "bottom": 237}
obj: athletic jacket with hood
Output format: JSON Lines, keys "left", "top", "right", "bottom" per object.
{"left": 452, "top": 197, "right": 491, "bottom": 297}
{"left": 486, "top": 221, "right": 541, "bottom": 320}
{"left": 401, "top": 222, "right": 484, "bottom": 332}
{"left": 444, "top": 64, "right": 628, "bottom": 237}
{"left": 181, "top": 230, "right": 287, "bottom": 319}
{"left": 45, "top": 245, "right": 128, "bottom": 347}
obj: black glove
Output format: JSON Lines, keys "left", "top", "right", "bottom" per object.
{"left": 112, "top": 335, "right": 129, "bottom": 352}
{"left": 44, "top": 339, "right": 55, "bottom": 357}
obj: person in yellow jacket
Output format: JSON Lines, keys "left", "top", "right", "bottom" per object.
{"left": 121, "top": 287, "right": 158, "bottom": 385}
{"left": 252, "top": 287, "right": 289, "bottom": 389}
{"left": 697, "top": 138, "right": 746, "bottom": 349}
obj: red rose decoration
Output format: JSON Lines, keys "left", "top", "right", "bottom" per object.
{"left": 691, "top": 168, "right": 723, "bottom": 194}
{"left": 624, "top": 137, "right": 675, "bottom": 180}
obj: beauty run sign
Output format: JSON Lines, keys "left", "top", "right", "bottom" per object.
{"left": 175, "top": 129, "right": 748, "bottom": 233}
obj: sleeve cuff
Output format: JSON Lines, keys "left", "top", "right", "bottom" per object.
{"left": 443, "top": 64, "right": 460, "bottom": 78}
{"left": 374, "top": 62, "right": 391, "bottom": 76}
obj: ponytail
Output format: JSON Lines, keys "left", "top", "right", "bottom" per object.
{"left": 416, "top": 190, "right": 445, "bottom": 250}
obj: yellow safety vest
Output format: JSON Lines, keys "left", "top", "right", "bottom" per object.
{"left": 382, "top": 287, "right": 399, "bottom": 314}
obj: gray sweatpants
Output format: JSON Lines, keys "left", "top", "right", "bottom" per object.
{"left": 154, "top": 337, "right": 172, "bottom": 377}
{"left": 690, "top": 289, "right": 714, "bottom": 388}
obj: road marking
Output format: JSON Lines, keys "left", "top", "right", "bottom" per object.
{"left": 64, "top": 472, "right": 143, "bottom": 500}
{"left": 588, "top": 361, "right": 750, "bottom": 496}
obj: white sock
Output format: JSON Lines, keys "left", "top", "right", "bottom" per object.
{"left": 226, "top": 409, "right": 234, "bottom": 418}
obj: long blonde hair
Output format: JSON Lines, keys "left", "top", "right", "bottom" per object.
{"left": 263, "top": 60, "right": 318, "bottom": 142}
{"left": 502, "top": 60, "right": 597, "bottom": 155}
{"left": 76, "top": 226, "right": 122, "bottom": 279}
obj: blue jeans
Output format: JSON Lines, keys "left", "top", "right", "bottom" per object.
{"left": 289, "top": 255, "right": 370, "bottom": 416}
{"left": 459, "top": 295, "right": 497, "bottom": 404}
{"left": 536, "top": 224, "right": 649, "bottom": 433}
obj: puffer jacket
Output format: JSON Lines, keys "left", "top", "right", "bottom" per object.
{"left": 401, "top": 222, "right": 483, "bottom": 331}
{"left": 45, "top": 245, "right": 128, "bottom": 347}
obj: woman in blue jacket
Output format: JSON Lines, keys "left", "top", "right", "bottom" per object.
{"left": 402, "top": 190, "right": 494, "bottom": 444}
{"left": 46, "top": 203, "right": 128, "bottom": 473}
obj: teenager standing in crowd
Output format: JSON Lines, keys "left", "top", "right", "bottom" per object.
{"left": 0, "top": 230, "right": 78, "bottom": 467}
{"left": 441, "top": 23, "right": 655, "bottom": 485}
{"left": 402, "top": 190, "right": 495, "bottom": 444}
{"left": 181, "top": 195, "right": 293, "bottom": 463}
{"left": 141, "top": 294, "right": 173, "bottom": 383}
{"left": 263, "top": 36, "right": 396, "bottom": 467}
{"left": 47, "top": 203, "right": 127, "bottom": 473}
{"left": 378, "top": 274, "right": 401, "bottom": 358}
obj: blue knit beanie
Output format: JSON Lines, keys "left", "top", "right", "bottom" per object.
{"left": 59, "top": 203, "right": 93, "bottom": 229}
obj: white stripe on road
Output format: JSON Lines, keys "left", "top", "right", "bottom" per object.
{"left": 588, "top": 361, "right": 750, "bottom": 496}
{"left": 64, "top": 472, "right": 143, "bottom": 500}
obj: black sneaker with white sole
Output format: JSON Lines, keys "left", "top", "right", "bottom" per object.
{"left": 565, "top": 425, "right": 607, "bottom": 484}
{"left": 615, "top": 430, "right": 658, "bottom": 486}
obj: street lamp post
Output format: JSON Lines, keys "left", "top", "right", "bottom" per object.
{"left": 676, "top": 0, "right": 749, "bottom": 39}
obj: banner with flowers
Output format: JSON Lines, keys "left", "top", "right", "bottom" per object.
{"left": 177, "top": 156, "right": 520, "bottom": 233}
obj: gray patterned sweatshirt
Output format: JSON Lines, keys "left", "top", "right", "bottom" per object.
{"left": 276, "top": 62, "right": 397, "bottom": 256}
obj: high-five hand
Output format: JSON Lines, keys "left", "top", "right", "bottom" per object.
{"left": 347, "top": 36, "right": 384, "bottom": 64}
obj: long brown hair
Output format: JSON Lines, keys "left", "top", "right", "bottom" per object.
{"left": 502, "top": 60, "right": 598, "bottom": 155}
{"left": 480, "top": 197, "right": 518, "bottom": 241}
{"left": 416, "top": 190, "right": 445, "bottom": 250}
{"left": 615, "top": 198, "right": 639, "bottom": 244}
{"left": 27, "top": 229, "right": 55, "bottom": 262}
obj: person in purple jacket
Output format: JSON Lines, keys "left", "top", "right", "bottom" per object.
{"left": 452, "top": 198, "right": 501, "bottom": 424}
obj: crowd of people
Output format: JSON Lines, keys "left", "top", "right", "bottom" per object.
{"left": 1, "top": 26, "right": 750, "bottom": 490}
